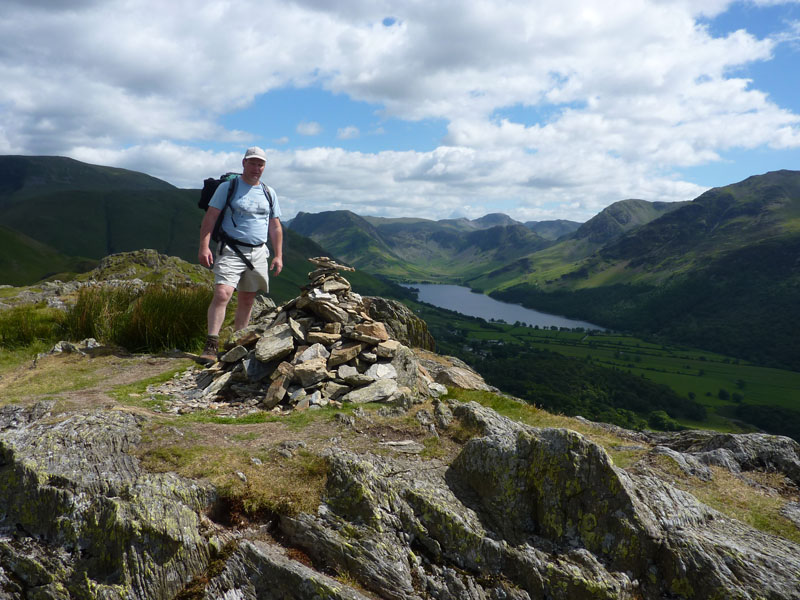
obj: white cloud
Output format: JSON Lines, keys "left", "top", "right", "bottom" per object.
{"left": 0, "top": 0, "right": 798, "bottom": 222}
{"left": 337, "top": 126, "right": 360, "bottom": 139}
{"left": 297, "top": 121, "right": 323, "bottom": 136}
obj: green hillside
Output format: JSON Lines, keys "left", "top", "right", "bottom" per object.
{"left": 574, "top": 199, "right": 687, "bottom": 245}
{"left": 0, "top": 225, "right": 96, "bottom": 286}
{"left": 0, "top": 155, "right": 174, "bottom": 200}
{"left": 0, "top": 156, "right": 202, "bottom": 280}
{"left": 467, "top": 198, "right": 689, "bottom": 292}
{"left": 488, "top": 171, "right": 800, "bottom": 371}
{"left": 290, "top": 210, "right": 551, "bottom": 282}
{"left": 3, "top": 188, "right": 200, "bottom": 263}
{"left": 524, "top": 219, "right": 582, "bottom": 240}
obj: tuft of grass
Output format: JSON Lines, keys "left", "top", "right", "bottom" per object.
{"left": 65, "top": 284, "right": 212, "bottom": 353}
{"left": 0, "top": 303, "right": 66, "bottom": 349}
{"left": 138, "top": 442, "right": 328, "bottom": 518}
{"left": 420, "top": 435, "right": 448, "bottom": 459}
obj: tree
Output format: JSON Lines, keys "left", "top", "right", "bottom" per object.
{"left": 648, "top": 410, "right": 682, "bottom": 431}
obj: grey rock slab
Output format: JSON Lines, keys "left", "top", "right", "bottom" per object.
{"left": 322, "top": 381, "right": 350, "bottom": 400}
{"left": 306, "top": 331, "right": 342, "bottom": 345}
{"left": 244, "top": 356, "right": 276, "bottom": 382}
{"left": 293, "top": 357, "right": 331, "bottom": 388}
{"left": 365, "top": 362, "right": 397, "bottom": 381}
{"left": 288, "top": 317, "right": 307, "bottom": 342}
{"left": 341, "top": 379, "right": 398, "bottom": 404}
{"left": 203, "top": 371, "right": 232, "bottom": 397}
{"left": 304, "top": 298, "right": 350, "bottom": 323}
{"left": 220, "top": 344, "right": 248, "bottom": 363}
{"left": 328, "top": 342, "right": 364, "bottom": 368}
{"left": 296, "top": 343, "right": 330, "bottom": 363}
{"left": 322, "top": 279, "right": 351, "bottom": 294}
{"left": 360, "top": 351, "right": 377, "bottom": 363}
{"left": 337, "top": 364, "right": 359, "bottom": 379}
{"left": 255, "top": 323, "right": 295, "bottom": 363}
{"left": 376, "top": 339, "right": 402, "bottom": 359}
{"left": 202, "top": 540, "right": 373, "bottom": 600}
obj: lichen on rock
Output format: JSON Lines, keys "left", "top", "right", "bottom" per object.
{"left": 0, "top": 401, "right": 215, "bottom": 600}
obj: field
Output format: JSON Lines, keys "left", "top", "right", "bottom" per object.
{"left": 412, "top": 301, "right": 800, "bottom": 433}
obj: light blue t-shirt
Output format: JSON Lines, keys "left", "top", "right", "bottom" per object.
{"left": 209, "top": 177, "right": 282, "bottom": 246}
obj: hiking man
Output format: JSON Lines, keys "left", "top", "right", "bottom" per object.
{"left": 198, "top": 146, "right": 283, "bottom": 362}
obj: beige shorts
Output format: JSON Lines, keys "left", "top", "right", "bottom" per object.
{"left": 213, "top": 243, "right": 270, "bottom": 293}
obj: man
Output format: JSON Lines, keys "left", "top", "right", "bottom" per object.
{"left": 198, "top": 146, "right": 283, "bottom": 362}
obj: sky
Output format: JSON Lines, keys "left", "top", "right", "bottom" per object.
{"left": 1, "top": 0, "right": 799, "bottom": 223}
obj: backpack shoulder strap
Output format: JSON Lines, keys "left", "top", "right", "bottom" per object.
{"left": 225, "top": 177, "right": 238, "bottom": 208}
{"left": 260, "top": 182, "right": 274, "bottom": 215}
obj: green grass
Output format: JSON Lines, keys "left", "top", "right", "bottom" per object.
{"left": 139, "top": 437, "right": 328, "bottom": 517}
{"left": 0, "top": 302, "right": 67, "bottom": 349}
{"left": 177, "top": 410, "right": 278, "bottom": 425}
{"left": 176, "top": 404, "right": 349, "bottom": 429}
{"left": 65, "top": 284, "right": 212, "bottom": 353}
{"left": 0, "top": 341, "right": 54, "bottom": 372}
{"left": 0, "top": 353, "right": 106, "bottom": 403}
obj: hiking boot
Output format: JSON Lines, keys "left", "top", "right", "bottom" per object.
{"left": 199, "top": 335, "right": 219, "bottom": 365}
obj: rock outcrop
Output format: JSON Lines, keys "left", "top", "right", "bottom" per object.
{"left": 3, "top": 398, "right": 799, "bottom": 599}
{"left": 0, "top": 402, "right": 215, "bottom": 600}
{"left": 0, "top": 249, "right": 212, "bottom": 310}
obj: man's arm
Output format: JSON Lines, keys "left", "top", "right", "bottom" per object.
{"left": 268, "top": 217, "right": 283, "bottom": 275}
{"left": 198, "top": 207, "right": 221, "bottom": 268}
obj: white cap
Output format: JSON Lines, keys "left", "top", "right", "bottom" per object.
{"left": 243, "top": 146, "right": 267, "bottom": 162}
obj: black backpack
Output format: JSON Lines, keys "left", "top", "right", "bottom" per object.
{"left": 200, "top": 172, "right": 238, "bottom": 243}
{"left": 199, "top": 173, "right": 275, "bottom": 268}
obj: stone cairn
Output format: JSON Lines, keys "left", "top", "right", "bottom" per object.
{"left": 191, "top": 257, "right": 444, "bottom": 413}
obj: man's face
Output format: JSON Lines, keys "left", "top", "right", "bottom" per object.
{"left": 242, "top": 157, "right": 266, "bottom": 180}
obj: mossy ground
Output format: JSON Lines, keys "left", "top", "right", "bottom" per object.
{"left": 1, "top": 352, "right": 798, "bottom": 545}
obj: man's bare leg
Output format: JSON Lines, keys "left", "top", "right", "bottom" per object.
{"left": 208, "top": 284, "right": 235, "bottom": 336}
{"left": 234, "top": 291, "right": 257, "bottom": 331}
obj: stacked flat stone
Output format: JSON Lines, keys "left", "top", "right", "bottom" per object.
{"left": 195, "top": 257, "right": 441, "bottom": 412}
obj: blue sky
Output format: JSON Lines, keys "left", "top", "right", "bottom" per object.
{"left": 1, "top": 0, "right": 798, "bottom": 222}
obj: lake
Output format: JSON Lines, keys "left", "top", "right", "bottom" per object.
{"left": 403, "top": 283, "right": 605, "bottom": 330}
